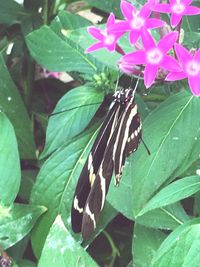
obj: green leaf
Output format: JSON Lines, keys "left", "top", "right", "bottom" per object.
{"left": 133, "top": 224, "right": 166, "bottom": 267}
{"left": 0, "top": 55, "right": 36, "bottom": 159}
{"left": 17, "top": 260, "right": 36, "bottom": 267}
{"left": 38, "top": 215, "right": 98, "bottom": 267}
{"left": 136, "top": 203, "right": 189, "bottom": 230}
{"left": 86, "top": 0, "right": 122, "bottom": 17}
{"left": 50, "top": 10, "right": 90, "bottom": 31}
{"left": 31, "top": 127, "right": 98, "bottom": 257}
{"left": 138, "top": 176, "right": 200, "bottom": 216}
{"left": 128, "top": 91, "right": 200, "bottom": 216}
{"left": 0, "top": 113, "right": 20, "bottom": 204}
{"left": 151, "top": 218, "right": 200, "bottom": 267}
{"left": 0, "top": 203, "right": 46, "bottom": 249}
{"left": 0, "top": 0, "right": 28, "bottom": 25}
{"left": 48, "top": 11, "right": 120, "bottom": 73}
{"left": 42, "top": 85, "right": 103, "bottom": 157}
{"left": 107, "top": 169, "right": 133, "bottom": 220}
{"left": 26, "top": 25, "right": 101, "bottom": 74}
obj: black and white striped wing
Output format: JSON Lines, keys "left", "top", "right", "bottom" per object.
{"left": 71, "top": 100, "right": 121, "bottom": 233}
{"left": 81, "top": 115, "right": 122, "bottom": 240}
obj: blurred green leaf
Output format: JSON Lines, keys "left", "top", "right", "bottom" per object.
{"left": 133, "top": 224, "right": 166, "bottom": 267}
{"left": 0, "top": 0, "right": 28, "bottom": 25}
{"left": 138, "top": 176, "right": 200, "bottom": 216}
{"left": 0, "top": 203, "right": 46, "bottom": 249}
{"left": 86, "top": 0, "right": 122, "bottom": 17}
{"left": 41, "top": 85, "right": 103, "bottom": 157}
{"left": 19, "top": 170, "right": 37, "bottom": 202}
{"left": 151, "top": 218, "right": 200, "bottom": 267}
{"left": 0, "top": 113, "right": 20, "bottom": 204}
{"left": 0, "top": 55, "right": 36, "bottom": 159}
{"left": 17, "top": 259, "right": 36, "bottom": 267}
{"left": 38, "top": 215, "right": 98, "bottom": 267}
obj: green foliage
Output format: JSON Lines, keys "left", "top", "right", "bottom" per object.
{"left": 0, "top": 0, "right": 200, "bottom": 266}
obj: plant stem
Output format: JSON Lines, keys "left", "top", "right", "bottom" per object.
{"left": 43, "top": 0, "right": 48, "bottom": 25}
{"left": 103, "top": 230, "right": 120, "bottom": 266}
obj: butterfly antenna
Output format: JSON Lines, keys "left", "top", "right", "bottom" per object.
{"left": 141, "top": 138, "right": 151, "bottom": 155}
{"left": 49, "top": 102, "right": 102, "bottom": 118}
{"left": 115, "top": 73, "right": 120, "bottom": 93}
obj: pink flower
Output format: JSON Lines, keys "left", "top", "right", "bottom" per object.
{"left": 151, "top": 0, "right": 200, "bottom": 28}
{"left": 111, "top": 0, "right": 165, "bottom": 45}
{"left": 120, "top": 30, "right": 181, "bottom": 88}
{"left": 166, "top": 44, "right": 200, "bottom": 96}
{"left": 85, "top": 13, "right": 123, "bottom": 53}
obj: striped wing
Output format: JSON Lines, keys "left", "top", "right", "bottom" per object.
{"left": 71, "top": 88, "right": 142, "bottom": 240}
{"left": 71, "top": 100, "right": 121, "bottom": 233}
{"left": 113, "top": 101, "right": 142, "bottom": 185}
{"left": 81, "top": 112, "right": 123, "bottom": 240}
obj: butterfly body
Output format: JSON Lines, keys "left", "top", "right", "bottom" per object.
{"left": 71, "top": 88, "right": 142, "bottom": 240}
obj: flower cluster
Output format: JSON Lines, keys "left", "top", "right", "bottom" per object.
{"left": 86, "top": 0, "right": 200, "bottom": 96}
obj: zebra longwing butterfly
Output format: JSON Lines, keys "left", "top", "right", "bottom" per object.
{"left": 71, "top": 87, "right": 142, "bottom": 240}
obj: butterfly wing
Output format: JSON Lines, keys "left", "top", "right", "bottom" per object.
{"left": 71, "top": 100, "right": 120, "bottom": 233}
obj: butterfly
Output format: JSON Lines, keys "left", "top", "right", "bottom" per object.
{"left": 71, "top": 87, "right": 142, "bottom": 240}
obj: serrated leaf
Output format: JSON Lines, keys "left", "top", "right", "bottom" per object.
{"left": 41, "top": 85, "right": 103, "bottom": 157}
{"left": 0, "top": 55, "right": 36, "bottom": 159}
{"left": 133, "top": 224, "right": 166, "bottom": 267}
{"left": 38, "top": 215, "right": 98, "bottom": 267}
{"left": 26, "top": 25, "right": 101, "bottom": 74}
{"left": 0, "top": 113, "right": 20, "bottom": 204}
{"left": 151, "top": 218, "right": 200, "bottom": 267}
{"left": 0, "top": 203, "right": 46, "bottom": 249}
{"left": 138, "top": 176, "right": 200, "bottom": 216}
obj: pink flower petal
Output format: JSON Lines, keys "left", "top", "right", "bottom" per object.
{"left": 161, "top": 55, "right": 181, "bottom": 71}
{"left": 141, "top": 29, "right": 156, "bottom": 50}
{"left": 188, "top": 76, "right": 200, "bottom": 96}
{"left": 170, "top": 13, "right": 182, "bottom": 28}
{"left": 158, "top": 31, "right": 178, "bottom": 53}
{"left": 139, "top": 2, "right": 152, "bottom": 18}
{"left": 107, "top": 43, "right": 116, "bottom": 52}
{"left": 166, "top": 71, "right": 187, "bottom": 81}
{"left": 151, "top": 3, "right": 171, "bottom": 13}
{"left": 184, "top": 6, "right": 200, "bottom": 15}
{"left": 146, "top": 18, "right": 165, "bottom": 29}
{"left": 194, "top": 49, "right": 200, "bottom": 61}
{"left": 174, "top": 43, "right": 192, "bottom": 65}
{"left": 87, "top": 27, "right": 103, "bottom": 40}
{"left": 110, "top": 21, "right": 130, "bottom": 33}
{"left": 85, "top": 42, "right": 104, "bottom": 53}
{"left": 107, "top": 13, "right": 115, "bottom": 27}
{"left": 184, "top": 0, "right": 193, "bottom": 4}
{"left": 129, "top": 30, "right": 141, "bottom": 45}
{"left": 121, "top": 1, "right": 136, "bottom": 20}
{"left": 122, "top": 50, "right": 146, "bottom": 65}
{"left": 144, "top": 64, "right": 158, "bottom": 88}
